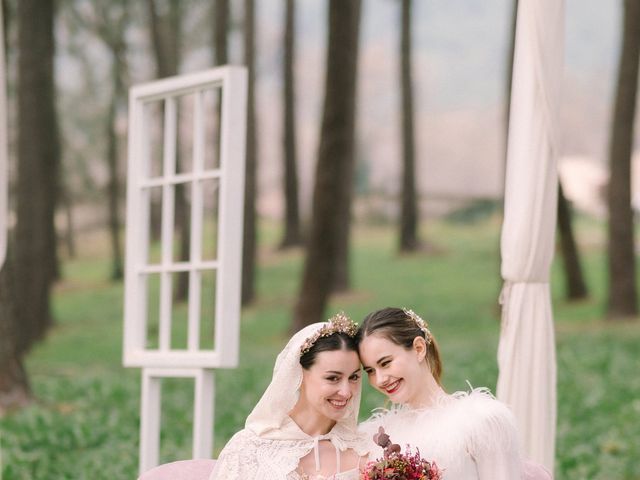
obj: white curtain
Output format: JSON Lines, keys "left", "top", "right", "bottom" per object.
{"left": 497, "top": 0, "right": 564, "bottom": 472}
{"left": 0, "top": 0, "right": 7, "bottom": 269}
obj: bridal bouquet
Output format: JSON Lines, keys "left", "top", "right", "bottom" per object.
{"left": 361, "top": 427, "right": 442, "bottom": 480}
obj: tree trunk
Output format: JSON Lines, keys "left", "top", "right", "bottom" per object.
{"left": 399, "top": 0, "right": 420, "bottom": 252}
{"left": 106, "top": 72, "right": 123, "bottom": 280}
{"left": 14, "top": 0, "right": 59, "bottom": 349}
{"left": 557, "top": 182, "right": 588, "bottom": 300}
{"left": 0, "top": 353, "right": 31, "bottom": 415}
{"left": 62, "top": 187, "right": 76, "bottom": 259}
{"left": 1, "top": 0, "right": 9, "bottom": 51}
{"left": 242, "top": 0, "right": 258, "bottom": 305}
{"left": 0, "top": 257, "right": 32, "bottom": 414}
{"left": 147, "top": 0, "right": 184, "bottom": 249}
{"left": 293, "top": 0, "right": 361, "bottom": 329}
{"left": 213, "top": 0, "right": 229, "bottom": 65}
{"left": 81, "top": 2, "right": 129, "bottom": 282}
{"left": 147, "top": 0, "right": 180, "bottom": 79}
{"left": 504, "top": 0, "right": 518, "bottom": 157}
{"left": 331, "top": 3, "right": 362, "bottom": 293}
{"left": 0, "top": 0, "right": 57, "bottom": 413}
{"left": 145, "top": 0, "right": 162, "bottom": 241}
{"left": 607, "top": 0, "right": 640, "bottom": 319}
{"left": 174, "top": 181, "right": 191, "bottom": 300}
{"left": 279, "top": 0, "right": 302, "bottom": 249}
{"left": 332, "top": 199, "right": 352, "bottom": 293}
{"left": 171, "top": 0, "right": 190, "bottom": 301}
{"left": 211, "top": 0, "right": 229, "bottom": 176}
{"left": 147, "top": 0, "right": 190, "bottom": 300}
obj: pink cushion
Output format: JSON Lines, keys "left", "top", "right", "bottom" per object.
{"left": 522, "top": 459, "right": 552, "bottom": 480}
{"left": 138, "top": 459, "right": 216, "bottom": 480}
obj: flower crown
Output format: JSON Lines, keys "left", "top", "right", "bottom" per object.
{"left": 299, "top": 312, "right": 358, "bottom": 356}
{"left": 403, "top": 308, "right": 432, "bottom": 344}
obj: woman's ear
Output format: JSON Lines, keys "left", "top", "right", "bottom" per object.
{"left": 412, "top": 336, "right": 427, "bottom": 362}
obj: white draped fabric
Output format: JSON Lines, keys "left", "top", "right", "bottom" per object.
{"left": 0, "top": 1, "right": 7, "bottom": 269}
{"left": 497, "top": 0, "right": 564, "bottom": 473}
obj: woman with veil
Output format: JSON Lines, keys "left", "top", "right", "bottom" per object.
{"left": 209, "top": 313, "right": 370, "bottom": 480}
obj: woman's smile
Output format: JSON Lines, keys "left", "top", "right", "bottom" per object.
{"left": 383, "top": 379, "right": 402, "bottom": 395}
{"left": 327, "top": 397, "right": 349, "bottom": 409}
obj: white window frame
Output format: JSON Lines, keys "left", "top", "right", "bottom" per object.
{"left": 123, "top": 66, "right": 247, "bottom": 369}
{"left": 139, "top": 368, "right": 215, "bottom": 472}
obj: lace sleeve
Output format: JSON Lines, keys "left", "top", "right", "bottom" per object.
{"left": 210, "top": 429, "right": 314, "bottom": 480}
{"left": 209, "top": 430, "right": 248, "bottom": 479}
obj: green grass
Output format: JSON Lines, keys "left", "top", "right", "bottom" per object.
{"left": 1, "top": 216, "right": 639, "bottom": 479}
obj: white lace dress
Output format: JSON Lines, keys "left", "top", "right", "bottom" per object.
{"left": 290, "top": 470, "right": 359, "bottom": 480}
{"left": 209, "top": 321, "right": 369, "bottom": 480}
{"left": 359, "top": 389, "right": 521, "bottom": 480}
{"left": 212, "top": 424, "right": 364, "bottom": 480}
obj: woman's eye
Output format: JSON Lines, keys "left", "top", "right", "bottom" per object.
{"left": 381, "top": 360, "right": 390, "bottom": 367}
{"left": 349, "top": 374, "right": 360, "bottom": 382}
{"left": 326, "top": 376, "right": 339, "bottom": 382}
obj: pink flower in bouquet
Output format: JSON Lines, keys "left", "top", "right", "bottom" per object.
{"left": 361, "top": 427, "right": 442, "bottom": 480}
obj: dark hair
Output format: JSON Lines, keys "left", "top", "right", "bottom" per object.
{"left": 356, "top": 307, "right": 443, "bottom": 384}
{"left": 300, "top": 332, "right": 358, "bottom": 370}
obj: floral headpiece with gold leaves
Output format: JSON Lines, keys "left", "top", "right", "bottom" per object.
{"left": 403, "top": 308, "right": 432, "bottom": 344}
{"left": 299, "top": 312, "right": 358, "bottom": 356}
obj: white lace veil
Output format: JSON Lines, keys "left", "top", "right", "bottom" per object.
{"left": 246, "top": 321, "right": 362, "bottom": 437}
{"left": 210, "top": 321, "right": 368, "bottom": 480}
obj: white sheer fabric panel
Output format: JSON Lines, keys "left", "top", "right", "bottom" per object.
{"left": 497, "top": 0, "right": 564, "bottom": 473}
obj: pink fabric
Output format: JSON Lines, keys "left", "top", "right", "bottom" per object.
{"left": 522, "top": 459, "right": 553, "bottom": 480}
{"left": 138, "top": 459, "right": 216, "bottom": 480}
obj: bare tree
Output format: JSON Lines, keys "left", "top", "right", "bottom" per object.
{"left": 607, "top": 0, "right": 640, "bottom": 319}
{"left": 398, "top": 0, "right": 420, "bottom": 252}
{"left": 14, "top": 0, "right": 60, "bottom": 339}
{"left": 58, "top": 3, "right": 110, "bottom": 260}
{"left": 103, "top": 4, "right": 128, "bottom": 281}
{"left": 147, "top": 0, "right": 181, "bottom": 79}
{"left": 211, "top": 0, "right": 228, "bottom": 175}
{"left": 147, "top": 0, "right": 191, "bottom": 299}
{"left": 0, "top": 257, "right": 31, "bottom": 412}
{"left": 60, "top": 186, "right": 76, "bottom": 259}
{"left": 70, "top": 1, "right": 130, "bottom": 280}
{"left": 0, "top": 0, "right": 59, "bottom": 411}
{"left": 293, "top": 0, "right": 361, "bottom": 329}
{"left": 279, "top": 0, "right": 302, "bottom": 249}
{"left": 212, "top": 0, "right": 229, "bottom": 65}
{"left": 557, "top": 182, "right": 588, "bottom": 300}
{"left": 331, "top": 4, "right": 362, "bottom": 293}
{"left": 242, "top": 0, "right": 258, "bottom": 305}
{"left": 504, "top": 0, "right": 518, "bottom": 154}
{"left": 105, "top": 54, "right": 125, "bottom": 280}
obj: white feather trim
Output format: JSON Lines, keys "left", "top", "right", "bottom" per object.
{"left": 359, "top": 387, "right": 521, "bottom": 480}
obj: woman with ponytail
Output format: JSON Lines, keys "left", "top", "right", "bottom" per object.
{"left": 356, "top": 307, "right": 524, "bottom": 480}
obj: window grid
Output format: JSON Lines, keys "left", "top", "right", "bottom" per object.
{"left": 124, "top": 67, "right": 246, "bottom": 369}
